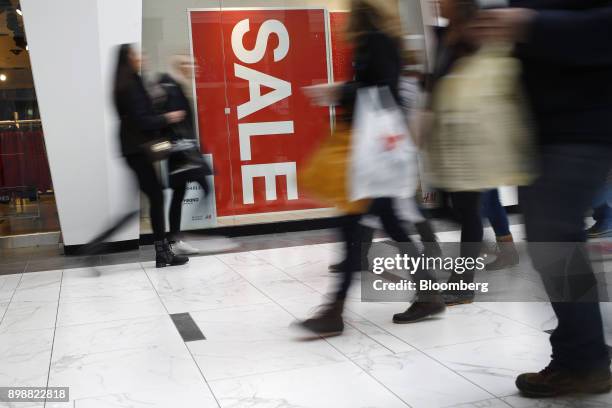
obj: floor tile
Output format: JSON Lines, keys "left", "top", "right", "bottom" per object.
{"left": 48, "top": 342, "right": 205, "bottom": 401}
{"left": 353, "top": 350, "right": 493, "bottom": 408}
{"left": 209, "top": 361, "right": 409, "bottom": 408}
{"left": 447, "top": 399, "right": 512, "bottom": 408}
{"left": 145, "top": 256, "right": 271, "bottom": 314}
{"left": 11, "top": 270, "right": 62, "bottom": 302}
{"left": 72, "top": 385, "right": 218, "bottom": 408}
{"left": 0, "top": 274, "right": 21, "bottom": 301}
{"left": 425, "top": 333, "right": 552, "bottom": 398}
{"left": 188, "top": 303, "right": 347, "bottom": 380}
{"left": 475, "top": 303, "right": 557, "bottom": 332}
{"left": 0, "top": 328, "right": 54, "bottom": 388}
{"left": 0, "top": 300, "right": 59, "bottom": 334}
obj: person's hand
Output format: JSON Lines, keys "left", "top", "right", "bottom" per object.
{"left": 468, "top": 8, "right": 537, "bottom": 43}
{"left": 165, "top": 110, "right": 186, "bottom": 124}
{"left": 302, "top": 83, "right": 344, "bottom": 106}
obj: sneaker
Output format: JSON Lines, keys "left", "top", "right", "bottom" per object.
{"left": 171, "top": 240, "right": 200, "bottom": 255}
{"left": 587, "top": 223, "right": 612, "bottom": 239}
{"left": 516, "top": 364, "right": 612, "bottom": 398}
{"left": 393, "top": 301, "right": 446, "bottom": 324}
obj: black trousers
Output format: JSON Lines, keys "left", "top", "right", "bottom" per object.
{"left": 335, "top": 197, "right": 437, "bottom": 301}
{"left": 521, "top": 143, "right": 612, "bottom": 370}
{"left": 125, "top": 155, "right": 166, "bottom": 242}
{"left": 169, "top": 171, "right": 210, "bottom": 237}
{"left": 447, "top": 191, "right": 483, "bottom": 283}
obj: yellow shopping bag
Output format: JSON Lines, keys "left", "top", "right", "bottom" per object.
{"left": 299, "top": 123, "right": 370, "bottom": 215}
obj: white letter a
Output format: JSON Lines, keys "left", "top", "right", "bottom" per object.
{"left": 235, "top": 64, "right": 292, "bottom": 120}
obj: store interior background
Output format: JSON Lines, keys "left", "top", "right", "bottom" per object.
{"left": 0, "top": 0, "right": 59, "bottom": 247}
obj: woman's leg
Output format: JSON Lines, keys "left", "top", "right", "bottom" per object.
{"left": 126, "top": 156, "right": 166, "bottom": 241}
{"left": 482, "top": 189, "right": 520, "bottom": 270}
{"left": 169, "top": 182, "right": 187, "bottom": 240}
{"left": 446, "top": 192, "right": 483, "bottom": 303}
{"left": 482, "top": 189, "right": 511, "bottom": 237}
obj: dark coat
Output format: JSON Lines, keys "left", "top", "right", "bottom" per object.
{"left": 512, "top": 0, "right": 612, "bottom": 145}
{"left": 115, "top": 73, "right": 168, "bottom": 156}
{"left": 340, "top": 30, "right": 403, "bottom": 116}
{"left": 158, "top": 74, "right": 197, "bottom": 142}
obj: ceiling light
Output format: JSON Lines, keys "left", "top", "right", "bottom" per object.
{"left": 0, "top": 74, "right": 7, "bottom": 82}
{"left": 16, "top": 8, "right": 22, "bottom": 15}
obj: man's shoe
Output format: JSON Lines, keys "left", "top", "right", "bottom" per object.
{"left": 294, "top": 301, "right": 344, "bottom": 338}
{"left": 516, "top": 364, "right": 611, "bottom": 398}
{"left": 587, "top": 223, "right": 612, "bottom": 239}
{"left": 393, "top": 301, "right": 446, "bottom": 324}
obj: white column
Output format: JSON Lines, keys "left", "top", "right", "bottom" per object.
{"left": 21, "top": 0, "right": 143, "bottom": 247}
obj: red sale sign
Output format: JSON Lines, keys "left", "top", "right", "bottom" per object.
{"left": 190, "top": 8, "right": 332, "bottom": 217}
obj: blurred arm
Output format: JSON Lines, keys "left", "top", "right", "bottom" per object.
{"left": 521, "top": 7, "right": 612, "bottom": 66}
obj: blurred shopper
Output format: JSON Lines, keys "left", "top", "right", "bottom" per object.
{"left": 328, "top": 62, "right": 442, "bottom": 274}
{"left": 588, "top": 182, "right": 611, "bottom": 239}
{"left": 471, "top": 2, "right": 612, "bottom": 398}
{"left": 157, "top": 55, "right": 212, "bottom": 255}
{"left": 299, "top": 0, "right": 445, "bottom": 337}
{"left": 482, "top": 188, "right": 519, "bottom": 270}
{"left": 83, "top": 44, "right": 189, "bottom": 268}
{"left": 426, "top": 0, "right": 484, "bottom": 305}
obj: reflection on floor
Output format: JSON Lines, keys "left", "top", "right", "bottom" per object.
{"left": 0, "top": 224, "right": 611, "bottom": 408}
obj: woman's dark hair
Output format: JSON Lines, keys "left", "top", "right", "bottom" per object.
{"left": 113, "top": 44, "right": 136, "bottom": 107}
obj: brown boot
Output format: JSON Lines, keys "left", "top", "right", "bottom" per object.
{"left": 516, "top": 364, "right": 611, "bottom": 398}
{"left": 486, "top": 234, "right": 519, "bottom": 271}
{"left": 295, "top": 300, "right": 345, "bottom": 338}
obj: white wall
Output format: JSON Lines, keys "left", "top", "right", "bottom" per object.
{"left": 21, "top": 0, "right": 142, "bottom": 246}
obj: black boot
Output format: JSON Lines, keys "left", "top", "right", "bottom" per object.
{"left": 155, "top": 239, "right": 189, "bottom": 268}
{"left": 295, "top": 300, "right": 345, "bottom": 338}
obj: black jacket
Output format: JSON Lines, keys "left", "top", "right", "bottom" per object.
{"left": 512, "top": 0, "right": 612, "bottom": 145}
{"left": 115, "top": 73, "right": 168, "bottom": 156}
{"left": 340, "top": 30, "right": 403, "bottom": 117}
{"left": 158, "top": 74, "right": 197, "bottom": 142}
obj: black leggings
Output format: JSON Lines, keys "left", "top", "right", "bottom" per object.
{"left": 448, "top": 191, "right": 483, "bottom": 282}
{"left": 336, "top": 197, "right": 437, "bottom": 301}
{"left": 169, "top": 171, "right": 210, "bottom": 237}
{"left": 126, "top": 155, "right": 166, "bottom": 241}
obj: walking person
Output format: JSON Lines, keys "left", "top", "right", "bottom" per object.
{"left": 587, "top": 181, "right": 612, "bottom": 239}
{"left": 157, "top": 55, "right": 213, "bottom": 255}
{"left": 299, "top": 0, "right": 446, "bottom": 338}
{"left": 471, "top": 2, "right": 612, "bottom": 397}
{"left": 82, "top": 44, "right": 189, "bottom": 268}
{"left": 423, "top": 0, "right": 485, "bottom": 306}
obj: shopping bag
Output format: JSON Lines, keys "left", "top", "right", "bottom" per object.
{"left": 349, "top": 86, "right": 419, "bottom": 201}
{"left": 299, "top": 123, "right": 370, "bottom": 215}
{"left": 424, "top": 45, "right": 536, "bottom": 192}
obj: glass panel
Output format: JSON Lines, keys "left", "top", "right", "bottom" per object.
{"left": 142, "top": 0, "right": 431, "bottom": 230}
{"left": 0, "top": 2, "right": 59, "bottom": 238}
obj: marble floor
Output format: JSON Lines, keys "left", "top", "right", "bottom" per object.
{"left": 1, "top": 224, "right": 612, "bottom": 408}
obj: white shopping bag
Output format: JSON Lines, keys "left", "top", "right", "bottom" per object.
{"left": 350, "top": 87, "right": 419, "bottom": 201}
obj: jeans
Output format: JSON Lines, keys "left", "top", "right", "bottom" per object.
{"left": 592, "top": 185, "right": 612, "bottom": 228}
{"left": 482, "top": 189, "right": 511, "bottom": 237}
{"left": 520, "top": 143, "right": 612, "bottom": 370}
